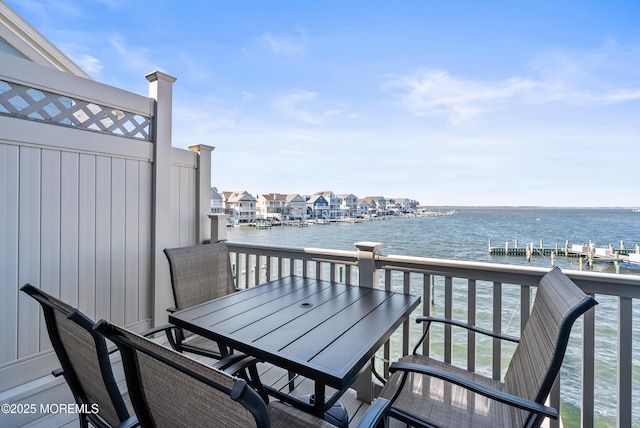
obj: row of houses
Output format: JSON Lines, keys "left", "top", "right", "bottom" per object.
{"left": 212, "top": 188, "right": 421, "bottom": 223}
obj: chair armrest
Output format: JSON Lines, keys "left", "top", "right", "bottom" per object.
{"left": 370, "top": 356, "right": 388, "bottom": 385}
{"left": 356, "top": 398, "right": 391, "bottom": 428}
{"left": 140, "top": 323, "right": 176, "bottom": 337}
{"left": 389, "top": 362, "right": 558, "bottom": 419}
{"left": 51, "top": 367, "right": 64, "bottom": 377}
{"left": 215, "top": 353, "right": 269, "bottom": 403}
{"left": 412, "top": 316, "right": 519, "bottom": 355}
{"left": 166, "top": 307, "right": 178, "bottom": 313}
{"left": 139, "top": 323, "right": 179, "bottom": 351}
{"left": 212, "top": 353, "right": 262, "bottom": 374}
{"left": 417, "top": 316, "right": 520, "bottom": 342}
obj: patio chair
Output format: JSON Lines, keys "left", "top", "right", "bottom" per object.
{"left": 20, "top": 284, "right": 137, "bottom": 428}
{"left": 95, "top": 319, "right": 392, "bottom": 428}
{"left": 378, "top": 266, "right": 597, "bottom": 428}
{"left": 163, "top": 241, "right": 238, "bottom": 360}
{"left": 164, "top": 241, "right": 273, "bottom": 399}
{"left": 21, "top": 284, "right": 266, "bottom": 427}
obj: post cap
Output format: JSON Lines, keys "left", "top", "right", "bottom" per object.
{"left": 355, "top": 242, "right": 384, "bottom": 252}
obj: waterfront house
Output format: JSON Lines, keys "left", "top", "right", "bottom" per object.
{"left": 223, "top": 190, "right": 258, "bottom": 223}
{"left": 285, "top": 193, "right": 308, "bottom": 219}
{"left": 2, "top": 4, "right": 639, "bottom": 427}
{"left": 364, "top": 196, "right": 387, "bottom": 216}
{"left": 315, "top": 191, "right": 344, "bottom": 219}
{"left": 337, "top": 193, "right": 359, "bottom": 218}
{"left": 211, "top": 187, "right": 224, "bottom": 214}
{"left": 306, "top": 194, "right": 330, "bottom": 219}
{"left": 257, "top": 192, "right": 288, "bottom": 220}
{"left": 387, "top": 198, "right": 418, "bottom": 214}
{"left": 358, "top": 198, "right": 377, "bottom": 217}
{"left": 404, "top": 198, "right": 420, "bottom": 212}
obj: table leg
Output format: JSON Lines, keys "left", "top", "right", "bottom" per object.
{"left": 354, "top": 360, "right": 374, "bottom": 403}
{"left": 314, "top": 382, "right": 326, "bottom": 417}
{"left": 302, "top": 384, "right": 348, "bottom": 428}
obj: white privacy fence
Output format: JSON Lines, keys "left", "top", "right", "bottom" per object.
{"left": 0, "top": 53, "right": 212, "bottom": 426}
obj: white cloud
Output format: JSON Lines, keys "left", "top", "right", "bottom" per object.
{"left": 109, "top": 34, "right": 161, "bottom": 74}
{"left": 581, "top": 88, "right": 640, "bottom": 104}
{"left": 257, "top": 31, "right": 306, "bottom": 56}
{"left": 240, "top": 91, "right": 255, "bottom": 103}
{"left": 385, "top": 69, "right": 542, "bottom": 123}
{"left": 36, "top": 0, "right": 84, "bottom": 18}
{"left": 174, "top": 100, "right": 237, "bottom": 130}
{"left": 171, "top": 102, "right": 238, "bottom": 151}
{"left": 72, "top": 54, "right": 103, "bottom": 75}
{"left": 387, "top": 43, "right": 640, "bottom": 123}
{"left": 274, "top": 90, "right": 341, "bottom": 125}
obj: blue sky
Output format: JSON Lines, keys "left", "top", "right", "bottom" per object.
{"left": 7, "top": 0, "right": 640, "bottom": 207}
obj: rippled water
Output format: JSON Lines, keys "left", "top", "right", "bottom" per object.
{"left": 227, "top": 208, "right": 640, "bottom": 427}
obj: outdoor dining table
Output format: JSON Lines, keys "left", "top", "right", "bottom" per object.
{"left": 168, "top": 275, "right": 420, "bottom": 422}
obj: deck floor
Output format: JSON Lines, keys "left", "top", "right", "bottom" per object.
{"left": 22, "top": 359, "right": 386, "bottom": 428}
{"left": 23, "top": 358, "right": 554, "bottom": 428}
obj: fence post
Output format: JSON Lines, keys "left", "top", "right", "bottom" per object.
{"left": 355, "top": 241, "right": 383, "bottom": 288}
{"left": 147, "top": 70, "right": 177, "bottom": 327}
{"left": 209, "top": 214, "right": 229, "bottom": 242}
{"left": 189, "top": 144, "right": 214, "bottom": 244}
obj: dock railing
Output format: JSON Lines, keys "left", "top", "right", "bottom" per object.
{"left": 224, "top": 239, "right": 640, "bottom": 428}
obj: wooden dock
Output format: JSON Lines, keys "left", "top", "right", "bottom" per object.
{"left": 283, "top": 219, "right": 309, "bottom": 227}
{"left": 254, "top": 220, "right": 273, "bottom": 229}
{"left": 489, "top": 239, "right": 640, "bottom": 266}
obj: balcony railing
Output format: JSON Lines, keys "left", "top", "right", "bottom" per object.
{"left": 225, "top": 240, "right": 640, "bottom": 428}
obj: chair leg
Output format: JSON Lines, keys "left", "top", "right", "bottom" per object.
{"left": 219, "top": 341, "right": 231, "bottom": 358}
{"left": 79, "top": 414, "right": 89, "bottom": 428}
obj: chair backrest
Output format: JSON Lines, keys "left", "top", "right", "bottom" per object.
{"left": 503, "top": 267, "right": 597, "bottom": 427}
{"left": 164, "top": 241, "right": 236, "bottom": 311}
{"left": 94, "top": 319, "right": 269, "bottom": 428}
{"left": 20, "top": 284, "right": 132, "bottom": 428}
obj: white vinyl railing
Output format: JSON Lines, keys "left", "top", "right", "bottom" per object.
{"left": 225, "top": 240, "right": 640, "bottom": 428}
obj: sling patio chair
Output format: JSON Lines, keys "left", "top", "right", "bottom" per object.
{"left": 21, "top": 284, "right": 266, "bottom": 427}
{"left": 95, "top": 319, "right": 392, "bottom": 428}
{"left": 378, "top": 267, "right": 597, "bottom": 428}
{"left": 163, "top": 241, "right": 239, "bottom": 360}
{"left": 164, "top": 241, "right": 277, "bottom": 398}
{"left": 21, "top": 284, "right": 138, "bottom": 428}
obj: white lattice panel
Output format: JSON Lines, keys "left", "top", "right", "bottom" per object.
{"left": 0, "top": 79, "right": 150, "bottom": 140}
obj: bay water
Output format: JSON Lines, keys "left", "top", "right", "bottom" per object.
{"left": 227, "top": 208, "right": 640, "bottom": 427}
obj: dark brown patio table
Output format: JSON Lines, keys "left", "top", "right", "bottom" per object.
{"left": 169, "top": 275, "right": 420, "bottom": 419}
